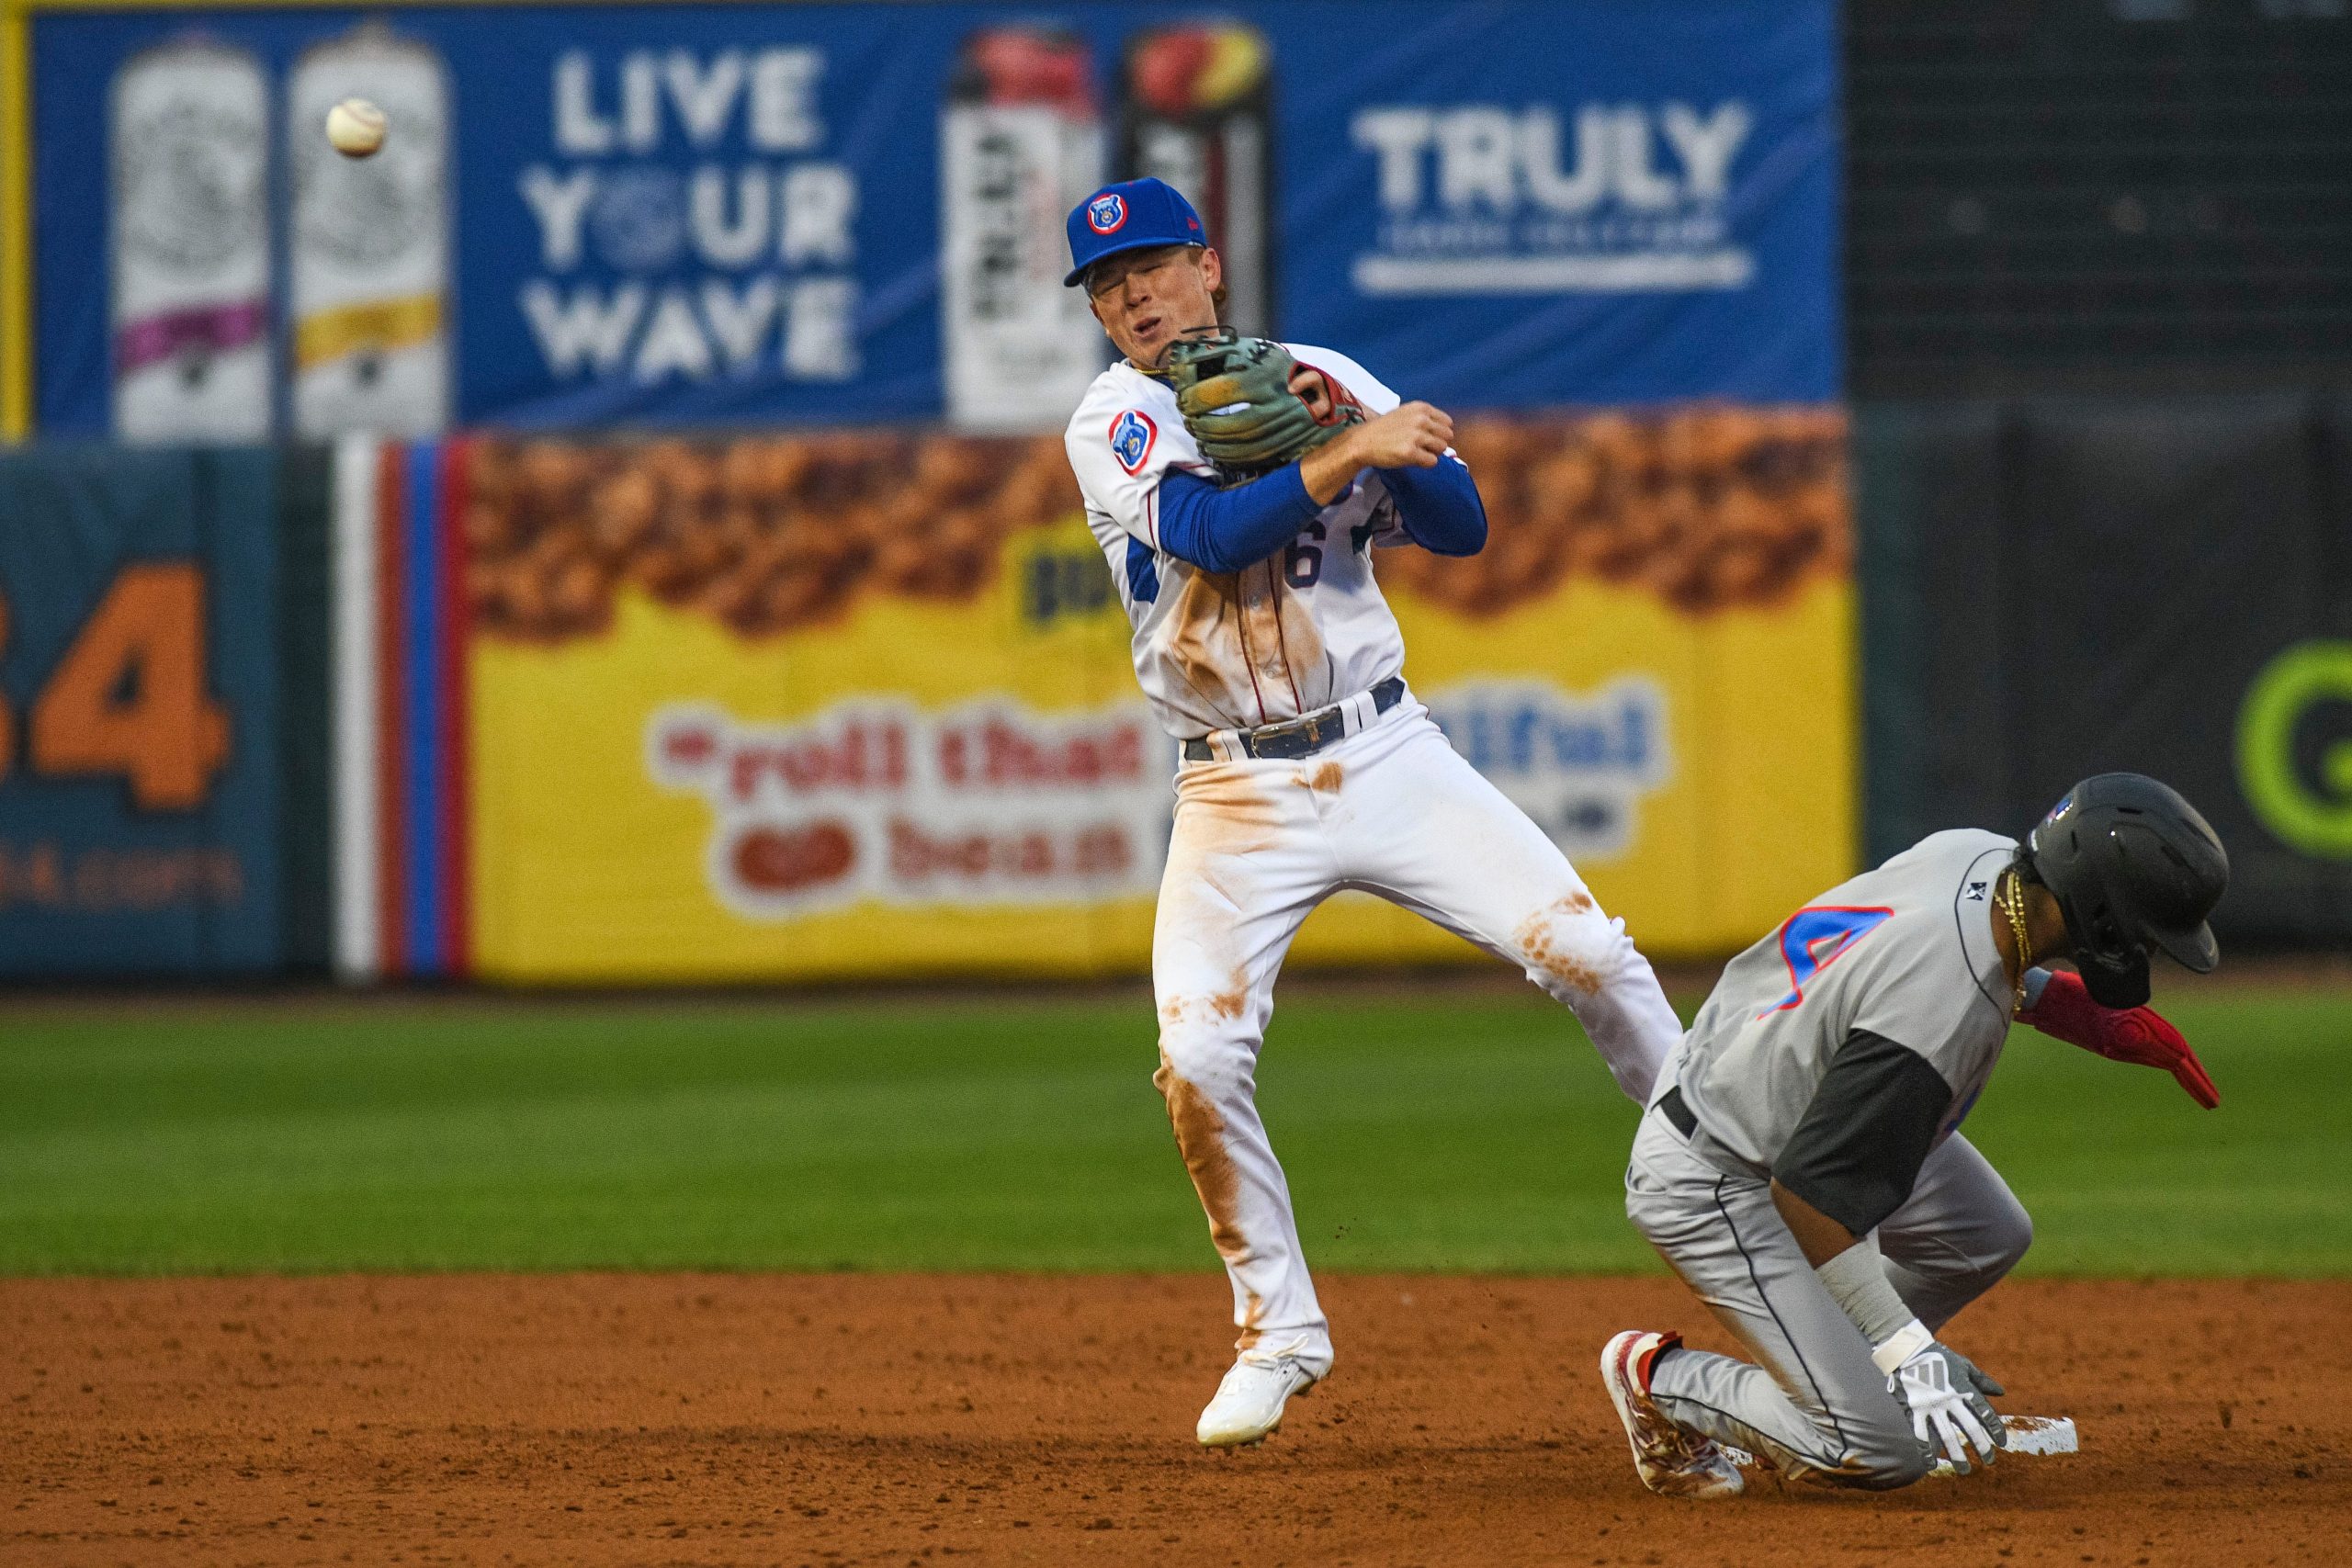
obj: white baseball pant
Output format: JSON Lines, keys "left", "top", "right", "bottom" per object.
{"left": 1151, "top": 693, "right": 1680, "bottom": 1375}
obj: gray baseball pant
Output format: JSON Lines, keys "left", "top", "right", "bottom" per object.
{"left": 1623, "top": 1097, "right": 2032, "bottom": 1488}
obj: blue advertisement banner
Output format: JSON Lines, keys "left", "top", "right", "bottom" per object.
{"left": 30, "top": 1, "right": 1838, "bottom": 434}
{"left": 0, "top": 446, "right": 284, "bottom": 974}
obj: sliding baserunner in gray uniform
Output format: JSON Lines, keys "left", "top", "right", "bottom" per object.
{"left": 1599, "top": 773, "right": 2229, "bottom": 1497}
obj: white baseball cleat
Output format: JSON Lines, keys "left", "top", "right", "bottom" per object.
{"left": 1195, "top": 1354, "right": 1318, "bottom": 1447}
{"left": 1600, "top": 1330, "right": 1747, "bottom": 1499}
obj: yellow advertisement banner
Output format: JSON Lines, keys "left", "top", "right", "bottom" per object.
{"left": 464, "top": 411, "right": 1851, "bottom": 982}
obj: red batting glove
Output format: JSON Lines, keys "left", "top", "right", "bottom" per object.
{"left": 2018, "top": 969, "right": 2221, "bottom": 1109}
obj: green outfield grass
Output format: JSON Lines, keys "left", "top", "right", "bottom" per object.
{"left": 0, "top": 984, "right": 2345, "bottom": 1276}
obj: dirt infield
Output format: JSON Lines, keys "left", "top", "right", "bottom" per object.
{"left": 6, "top": 1274, "right": 2346, "bottom": 1567}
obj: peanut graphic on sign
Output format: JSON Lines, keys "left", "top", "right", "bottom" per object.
{"left": 463, "top": 406, "right": 1848, "bottom": 644}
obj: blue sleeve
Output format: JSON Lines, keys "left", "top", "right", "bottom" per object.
{"left": 1380, "top": 455, "right": 1487, "bottom": 557}
{"left": 1156, "top": 465, "right": 1322, "bottom": 574}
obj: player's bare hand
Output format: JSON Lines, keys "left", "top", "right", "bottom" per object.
{"left": 1299, "top": 401, "right": 1450, "bottom": 502}
{"left": 1348, "top": 402, "right": 1453, "bottom": 469}
{"left": 1286, "top": 364, "right": 1340, "bottom": 424}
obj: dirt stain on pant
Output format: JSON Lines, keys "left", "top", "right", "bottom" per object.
{"left": 1513, "top": 893, "right": 1604, "bottom": 995}
{"left": 1159, "top": 991, "right": 1249, "bottom": 1029}
{"left": 1154, "top": 1054, "right": 1252, "bottom": 1287}
{"left": 1171, "top": 769, "right": 1284, "bottom": 859}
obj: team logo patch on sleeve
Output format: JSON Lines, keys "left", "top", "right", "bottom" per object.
{"left": 1087, "top": 193, "right": 1128, "bottom": 233}
{"left": 1109, "top": 409, "right": 1157, "bottom": 474}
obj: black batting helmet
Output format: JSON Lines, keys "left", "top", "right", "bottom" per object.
{"left": 2020, "top": 773, "right": 2228, "bottom": 1009}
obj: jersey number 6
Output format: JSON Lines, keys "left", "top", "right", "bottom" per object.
{"left": 1283, "top": 522, "right": 1325, "bottom": 588}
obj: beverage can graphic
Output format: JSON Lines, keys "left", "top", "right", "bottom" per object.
{"left": 108, "top": 40, "right": 275, "bottom": 444}
{"left": 288, "top": 26, "right": 451, "bottom": 438}
{"left": 940, "top": 26, "right": 1106, "bottom": 433}
{"left": 1118, "top": 23, "right": 1272, "bottom": 336}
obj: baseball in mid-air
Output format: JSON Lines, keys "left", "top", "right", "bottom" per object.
{"left": 325, "top": 97, "right": 387, "bottom": 158}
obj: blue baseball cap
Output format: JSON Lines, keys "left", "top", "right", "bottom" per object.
{"left": 1064, "top": 177, "right": 1207, "bottom": 288}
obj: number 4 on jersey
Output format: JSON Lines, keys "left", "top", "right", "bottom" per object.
{"left": 1758, "top": 905, "right": 1894, "bottom": 1018}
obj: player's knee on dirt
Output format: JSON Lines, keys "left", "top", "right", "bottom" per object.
{"left": 1709, "top": 1392, "right": 1928, "bottom": 1492}
{"left": 1824, "top": 1406, "right": 1934, "bottom": 1491}
{"left": 1844, "top": 1445, "right": 1935, "bottom": 1491}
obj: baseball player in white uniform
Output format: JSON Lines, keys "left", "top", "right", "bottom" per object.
{"left": 1059, "top": 177, "right": 1687, "bottom": 1447}
{"left": 1600, "top": 773, "right": 2227, "bottom": 1495}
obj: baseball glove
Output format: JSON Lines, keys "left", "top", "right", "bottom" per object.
{"left": 1165, "top": 326, "right": 1363, "bottom": 483}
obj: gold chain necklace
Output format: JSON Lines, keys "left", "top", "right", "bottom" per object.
{"left": 1996, "top": 870, "right": 2035, "bottom": 1012}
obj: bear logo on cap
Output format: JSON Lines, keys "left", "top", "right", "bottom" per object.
{"left": 1087, "top": 193, "right": 1128, "bottom": 234}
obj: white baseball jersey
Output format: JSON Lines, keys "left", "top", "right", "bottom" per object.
{"left": 1064, "top": 344, "right": 1415, "bottom": 739}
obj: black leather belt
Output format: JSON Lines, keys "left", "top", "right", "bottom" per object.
{"left": 1659, "top": 1085, "right": 1698, "bottom": 1140}
{"left": 1182, "top": 675, "right": 1405, "bottom": 762}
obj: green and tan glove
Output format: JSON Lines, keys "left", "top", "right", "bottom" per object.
{"left": 1165, "top": 326, "right": 1364, "bottom": 483}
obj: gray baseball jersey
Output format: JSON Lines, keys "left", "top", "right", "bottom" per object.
{"left": 1676, "top": 829, "right": 2020, "bottom": 1179}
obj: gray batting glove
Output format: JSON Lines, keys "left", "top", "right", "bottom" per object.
{"left": 1955, "top": 1350, "right": 2007, "bottom": 1438}
{"left": 1890, "top": 1342, "right": 2006, "bottom": 1473}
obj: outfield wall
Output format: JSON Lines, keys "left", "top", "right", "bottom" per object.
{"left": 17, "top": 394, "right": 2352, "bottom": 980}
{"left": 441, "top": 419, "right": 1850, "bottom": 981}
{"left": 0, "top": 426, "right": 1854, "bottom": 980}
{"left": 0, "top": 445, "right": 334, "bottom": 975}
{"left": 0, "top": 0, "right": 1864, "bottom": 980}
{"left": 1856, "top": 394, "right": 2352, "bottom": 950}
